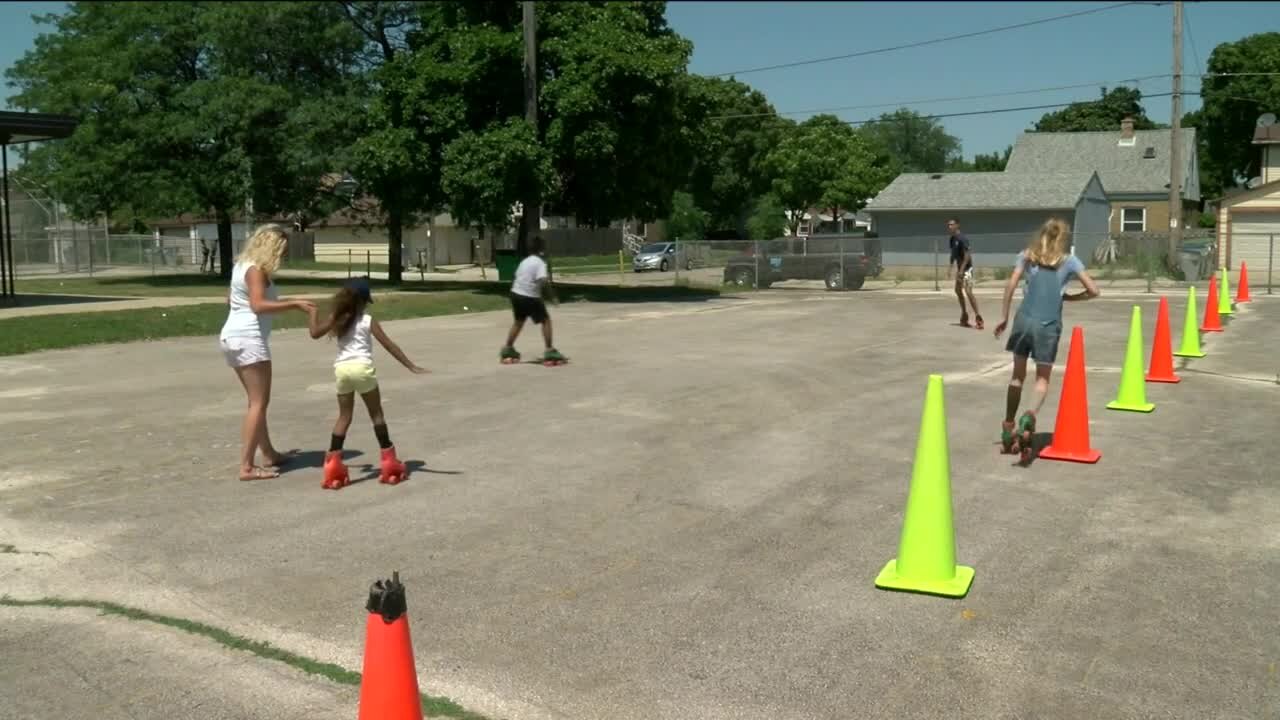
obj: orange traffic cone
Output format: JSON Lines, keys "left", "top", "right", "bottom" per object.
{"left": 1236, "top": 262, "right": 1253, "bottom": 304}
{"left": 1145, "top": 296, "right": 1181, "bottom": 383}
{"left": 1039, "top": 326, "right": 1101, "bottom": 464}
{"left": 1200, "top": 274, "right": 1223, "bottom": 333}
{"left": 358, "top": 572, "right": 423, "bottom": 720}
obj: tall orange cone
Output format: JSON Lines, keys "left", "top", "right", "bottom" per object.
{"left": 1236, "top": 261, "right": 1253, "bottom": 304}
{"left": 1200, "top": 273, "right": 1223, "bottom": 333}
{"left": 1145, "top": 296, "right": 1181, "bottom": 383}
{"left": 358, "top": 572, "right": 423, "bottom": 720}
{"left": 1039, "top": 326, "right": 1101, "bottom": 464}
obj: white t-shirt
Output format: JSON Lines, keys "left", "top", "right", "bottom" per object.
{"left": 220, "top": 261, "right": 278, "bottom": 341}
{"left": 334, "top": 313, "right": 374, "bottom": 365}
{"left": 511, "top": 255, "right": 549, "bottom": 299}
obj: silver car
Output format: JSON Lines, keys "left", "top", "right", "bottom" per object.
{"left": 632, "top": 242, "right": 677, "bottom": 272}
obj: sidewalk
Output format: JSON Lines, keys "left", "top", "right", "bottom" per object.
{"left": 0, "top": 292, "right": 335, "bottom": 320}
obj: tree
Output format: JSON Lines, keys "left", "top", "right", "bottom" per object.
{"left": 1033, "top": 86, "right": 1160, "bottom": 133}
{"left": 1198, "top": 33, "right": 1280, "bottom": 195}
{"left": 537, "top": 2, "right": 697, "bottom": 227}
{"left": 745, "top": 193, "right": 786, "bottom": 240}
{"left": 664, "top": 190, "right": 709, "bottom": 241}
{"left": 681, "top": 75, "right": 785, "bottom": 235}
{"left": 394, "top": 1, "right": 697, "bottom": 265}
{"left": 6, "top": 2, "right": 362, "bottom": 278}
{"left": 858, "top": 108, "right": 961, "bottom": 174}
{"left": 764, "top": 114, "right": 891, "bottom": 236}
{"left": 441, "top": 118, "right": 554, "bottom": 238}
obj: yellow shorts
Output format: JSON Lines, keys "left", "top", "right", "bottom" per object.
{"left": 334, "top": 361, "right": 378, "bottom": 395}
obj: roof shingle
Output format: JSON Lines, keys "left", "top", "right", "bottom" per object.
{"left": 1005, "top": 129, "right": 1197, "bottom": 199}
{"left": 865, "top": 171, "right": 1100, "bottom": 211}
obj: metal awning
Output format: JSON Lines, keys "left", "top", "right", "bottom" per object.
{"left": 1, "top": 111, "right": 79, "bottom": 299}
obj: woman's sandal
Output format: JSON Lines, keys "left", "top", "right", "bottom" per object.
{"left": 239, "top": 466, "right": 280, "bottom": 481}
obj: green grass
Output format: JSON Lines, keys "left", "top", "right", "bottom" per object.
{"left": 549, "top": 253, "right": 624, "bottom": 268}
{"left": 282, "top": 259, "right": 392, "bottom": 273}
{"left": 15, "top": 274, "right": 340, "bottom": 298}
{"left": 3, "top": 280, "right": 720, "bottom": 356}
{"left": 0, "top": 595, "right": 494, "bottom": 720}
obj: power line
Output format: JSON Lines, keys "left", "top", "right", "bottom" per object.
{"left": 710, "top": 74, "right": 1172, "bottom": 120}
{"left": 1183, "top": 4, "right": 1204, "bottom": 75}
{"left": 707, "top": 2, "right": 1156, "bottom": 78}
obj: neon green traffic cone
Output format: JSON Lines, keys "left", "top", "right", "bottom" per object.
{"left": 1218, "top": 267, "right": 1234, "bottom": 316}
{"left": 875, "top": 374, "right": 974, "bottom": 598}
{"left": 1107, "top": 305, "right": 1156, "bottom": 413}
{"left": 1173, "top": 285, "right": 1206, "bottom": 358}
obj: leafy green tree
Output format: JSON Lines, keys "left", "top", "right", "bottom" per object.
{"left": 745, "top": 193, "right": 785, "bottom": 240}
{"left": 442, "top": 118, "right": 554, "bottom": 235}
{"left": 1033, "top": 86, "right": 1159, "bottom": 133}
{"left": 6, "top": 2, "right": 362, "bottom": 277}
{"left": 1198, "top": 32, "right": 1280, "bottom": 194}
{"left": 681, "top": 75, "right": 785, "bottom": 234}
{"left": 858, "top": 108, "right": 962, "bottom": 174}
{"left": 765, "top": 115, "right": 890, "bottom": 236}
{"left": 664, "top": 191, "right": 709, "bottom": 241}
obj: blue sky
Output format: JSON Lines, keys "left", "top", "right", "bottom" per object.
{"left": 3, "top": 1, "right": 1278, "bottom": 158}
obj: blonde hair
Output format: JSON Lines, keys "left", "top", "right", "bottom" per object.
{"left": 237, "top": 224, "right": 289, "bottom": 275}
{"left": 1025, "top": 218, "right": 1071, "bottom": 268}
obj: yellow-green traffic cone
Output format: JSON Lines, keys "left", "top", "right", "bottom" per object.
{"left": 1218, "top": 267, "right": 1234, "bottom": 316}
{"left": 875, "top": 374, "right": 974, "bottom": 598}
{"left": 1173, "top": 285, "right": 1206, "bottom": 358}
{"left": 1107, "top": 305, "right": 1156, "bottom": 413}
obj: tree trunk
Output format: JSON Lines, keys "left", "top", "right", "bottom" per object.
{"left": 387, "top": 204, "right": 403, "bottom": 285}
{"left": 216, "top": 209, "right": 234, "bottom": 280}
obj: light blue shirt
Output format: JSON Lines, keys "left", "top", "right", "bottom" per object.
{"left": 1014, "top": 251, "right": 1085, "bottom": 324}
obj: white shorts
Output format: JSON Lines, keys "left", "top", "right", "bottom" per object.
{"left": 955, "top": 267, "right": 974, "bottom": 289}
{"left": 220, "top": 336, "right": 271, "bottom": 368}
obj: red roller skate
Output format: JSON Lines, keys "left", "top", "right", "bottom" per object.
{"left": 379, "top": 446, "right": 408, "bottom": 485}
{"left": 321, "top": 451, "right": 349, "bottom": 490}
{"left": 974, "top": 314, "right": 985, "bottom": 331}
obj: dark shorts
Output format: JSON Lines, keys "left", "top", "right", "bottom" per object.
{"left": 511, "top": 293, "right": 548, "bottom": 324}
{"left": 1005, "top": 314, "right": 1062, "bottom": 365}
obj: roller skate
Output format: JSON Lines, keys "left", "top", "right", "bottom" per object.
{"left": 1015, "top": 411, "right": 1036, "bottom": 464}
{"left": 959, "top": 312, "right": 971, "bottom": 328}
{"left": 379, "top": 446, "right": 408, "bottom": 485}
{"left": 500, "top": 346, "right": 521, "bottom": 365}
{"left": 542, "top": 348, "right": 568, "bottom": 367}
{"left": 974, "top": 314, "right": 985, "bottom": 331}
{"left": 1000, "top": 420, "right": 1018, "bottom": 455}
{"left": 321, "top": 451, "right": 349, "bottom": 490}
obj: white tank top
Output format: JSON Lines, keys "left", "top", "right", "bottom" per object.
{"left": 334, "top": 313, "right": 374, "bottom": 365}
{"left": 220, "top": 261, "right": 278, "bottom": 340}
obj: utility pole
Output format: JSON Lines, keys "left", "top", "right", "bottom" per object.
{"left": 518, "top": 0, "right": 540, "bottom": 258}
{"left": 1167, "top": 0, "right": 1184, "bottom": 269}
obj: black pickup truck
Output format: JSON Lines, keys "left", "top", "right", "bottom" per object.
{"left": 722, "top": 235, "right": 883, "bottom": 290}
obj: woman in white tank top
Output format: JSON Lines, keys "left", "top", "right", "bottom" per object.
{"left": 306, "top": 278, "right": 429, "bottom": 490}
{"left": 219, "top": 224, "right": 315, "bottom": 481}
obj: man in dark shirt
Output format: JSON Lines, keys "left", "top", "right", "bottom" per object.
{"left": 946, "top": 218, "right": 983, "bottom": 329}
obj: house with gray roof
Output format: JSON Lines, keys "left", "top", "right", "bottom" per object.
{"left": 1005, "top": 118, "right": 1200, "bottom": 235}
{"left": 864, "top": 170, "right": 1109, "bottom": 269}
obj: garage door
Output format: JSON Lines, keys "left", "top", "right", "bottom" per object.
{"left": 1232, "top": 213, "right": 1280, "bottom": 276}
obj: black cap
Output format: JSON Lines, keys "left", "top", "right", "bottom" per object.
{"left": 345, "top": 277, "right": 374, "bottom": 303}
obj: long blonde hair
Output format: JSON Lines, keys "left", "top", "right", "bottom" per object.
{"left": 237, "top": 224, "right": 289, "bottom": 275}
{"left": 1025, "top": 218, "right": 1071, "bottom": 268}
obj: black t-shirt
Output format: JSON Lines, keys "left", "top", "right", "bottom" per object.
{"left": 949, "top": 233, "right": 971, "bottom": 271}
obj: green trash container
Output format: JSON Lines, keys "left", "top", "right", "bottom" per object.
{"left": 495, "top": 249, "right": 520, "bottom": 283}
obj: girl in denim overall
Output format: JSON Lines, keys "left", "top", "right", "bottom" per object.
{"left": 994, "top": 218, "right": 1100, "bottom": 460}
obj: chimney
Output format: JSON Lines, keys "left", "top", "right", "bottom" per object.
{"left": 1120, "top": 116, "right": 1135, "bottom": 140}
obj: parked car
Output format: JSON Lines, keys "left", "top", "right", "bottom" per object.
{"left": 722, "top": 234, "right": 883, "bottom": 290}
{"left": 633, "top": 242, "right": 693, "bottom": 272}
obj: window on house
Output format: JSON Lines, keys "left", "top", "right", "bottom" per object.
{"left": 798, "top": 220, "right": 811, "bottom": 236}
{"left": 1121, "top": 207, "right": 1146, "bottom": 233}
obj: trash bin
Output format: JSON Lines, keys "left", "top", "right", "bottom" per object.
{"left": 1179, "top": 240, "right": 1212, "bottom": 282}
{"left": 495, "top": 249, "right": 520, "bottom": 283}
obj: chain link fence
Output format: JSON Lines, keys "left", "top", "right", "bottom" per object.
{"left": 546, "top": 231, "right": 1224, "bottom": 293}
